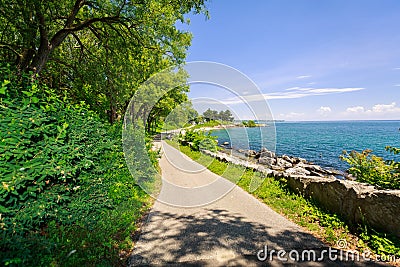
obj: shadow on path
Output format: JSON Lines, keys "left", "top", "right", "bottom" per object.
{"left": 129, "top": 208, "right": 383, "bottom": 266}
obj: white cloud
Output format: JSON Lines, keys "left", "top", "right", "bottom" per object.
{"left": 264, "top": 87, "right": 365, "bottom": 100}
{"left": 344, "top": 102, "right": 400, "bottom": 119}
{"left": 285, "top": 87, "right": 301, "bottom": 91}
{"left": 317, "top": 106, "right": 332, "bottom": 116}
{"left": 394, "top": 84, "right": 400, "bottom": 87}
{"left": 394, "top": 67, "right": 400, "bottom": 70}
{"left": 372, "top": 102, "right": 399, "bottom": 113}
{"left": 296, "top": 75, "right": 312, "bottom": 79}
{"left": 221, "top": 87, "right": 365, "bottom": 105}
{"left": 279, "top": 112, "right": 305, "bottom": 120}
{"left": 346, "top": 106, "right": 365, "bottom": 113}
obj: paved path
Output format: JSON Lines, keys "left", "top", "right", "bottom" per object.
{"left": 129, "top": 141, "right": 382, "bottom": 266}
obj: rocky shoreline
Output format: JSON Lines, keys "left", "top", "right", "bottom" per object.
{"left": 200, "top": 147, "right": 400, "bottom": 239}
{"left": 205, "top": 147, "right": 346, "bottom": 180}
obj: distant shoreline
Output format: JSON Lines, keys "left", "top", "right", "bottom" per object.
{"left": 274, "top": 119, "right": 400, "bottom": 123}
{"left": 206, "top": 120, "right": 400, "bottom": 172}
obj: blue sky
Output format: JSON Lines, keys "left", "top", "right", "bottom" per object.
{"left": 179, "top": 0, "right": 400, "bottom": 121}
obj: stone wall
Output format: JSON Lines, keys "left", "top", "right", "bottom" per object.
{"left": 202, "top": 149, "right": 400, "bottom": 239}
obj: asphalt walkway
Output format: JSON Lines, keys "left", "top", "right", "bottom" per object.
{"left": 129, "top": 141, "right": 383, "bottom": 266}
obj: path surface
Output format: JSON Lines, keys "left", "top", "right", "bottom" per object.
{"left": 129, "top": 141, "right": 382, "bottom": 266}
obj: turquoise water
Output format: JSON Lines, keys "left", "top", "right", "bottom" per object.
{"left": 211, "top": 121, "right": 400, "bottom": 171}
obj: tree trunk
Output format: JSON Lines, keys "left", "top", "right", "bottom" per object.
{"left": 108, "top": 101, "right": 117, "bottom": 124}
{"left": 30, "top": 46, "right": 51, "bottom": 75}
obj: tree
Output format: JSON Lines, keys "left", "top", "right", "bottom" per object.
{"left": 0, "top": 0, "right": 208, "bottom": 123}
{"left": 125, "top": 67, "right": 190, "bottom": 132}
{"left": 164, "top": 101, "right": 198, "bottom": 129}
{"left": 243, "top": 120, "right": 256, "bottom": 127}
{"left": 0, "top": 0, "right": 207, "bottom": 75}
{"left": 219, "top": 109, "right": 234, "bottom": 122}
{"left": 203, "top": 108, "right": 218, "bottom": 121}
{"left": 203, "top": 108, "right": 233, "bottom": 122}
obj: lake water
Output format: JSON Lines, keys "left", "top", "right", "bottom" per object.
{"left": 211, "top": 120, "right": 400, "bottom": 171}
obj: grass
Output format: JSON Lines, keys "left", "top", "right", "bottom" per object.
{"left": 167, "top": 140, "right": 400, "bottom": 264}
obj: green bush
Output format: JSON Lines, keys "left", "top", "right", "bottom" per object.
{"left": 341, "top": 147, "right": 400, "bottom": 189}
{"left": 178, "top": 129, "right": 217, "bottom": 152}
{"left": 0, "top": 68, "right": 152, "bottom": 265}
{"left": 242, "top": 120, "right": 257, "bottom": 127}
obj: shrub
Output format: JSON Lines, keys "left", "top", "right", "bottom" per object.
{"left": 242, "top": 120, "right": 257, "bottom": 127}
{"left": 0, "top": 68, "right": 152, "bottom": 265}
{"left": 341, "top": 147, "right": 400, "bottom": 190}
{"left": 178, "top": 129, "right": 218, "bottom": 152}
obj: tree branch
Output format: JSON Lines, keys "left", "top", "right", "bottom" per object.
{"left": 70, "top": 32, "right": 85, "bottom": 59}
{"left": 0, "top": 44, "right": 20, "bottom": 57}
{"left": 65, "top": 0, "right": 87, "bottom": 28}
{"left": 50, "top": 16, "right": 121, "bottom": 49}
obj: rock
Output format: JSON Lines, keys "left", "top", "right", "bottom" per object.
{"left": 274, "top": 171, "right": 284, "bottom": 177}
{"left": 298, "top": 157, "right": 307, "bottom": 163}
{"left": 244, "top": 150, "right": 257, "bottom": 157}
{"left": 343, "top": 172, "right": 356, "bottom": 180}
{"left": 284, "top": 166, "right": 311, "bottom": 176}
{"left": 200, "top": 147, "right": 400, "bottom": 239}
{"left": 260, "top": 168, "right": 274, "bottom": 176}
{"left": 305, "top": 164, "right": 327, "bottom": 174}
{"left": 257, "top": 157, "right": 276, "bottom": 166}
{"left": 285, "top": 175, "right": 400, "bottom": 239}
{"left": 271, "top": 165, "right": 285, "bottom": 171}
{"left": 327, "top": 169, "right": 345, "bottom": 176}
{"left": 276, "top": 157, "right": 293, "bottom": 169}
{"left": 223, "top": 141, "right": 229, "bottom": 145}
{"left": 255, "top": 148, "right": 276, "bottom": 159}
{"left": 282, "top": 155, "right": 293, "bottom": 164}
{"left": 309, "top": 170, "right": 325, "bottom": 177}
{"left": 260, "top": 151, "right": 276, "bottom": 159}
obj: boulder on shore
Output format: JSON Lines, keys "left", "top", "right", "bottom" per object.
{"left": 244, "top": 150, "right": 257, "bottom": 157}
{"left": 258, "top": 157, "right": 276, "bottom": 167}
{"left": 255, "top": 147, "right": 276, "bottom": 159}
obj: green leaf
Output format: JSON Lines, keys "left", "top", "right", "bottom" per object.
{"left": 22, "top": 91, "right": 33, "bottom": 97}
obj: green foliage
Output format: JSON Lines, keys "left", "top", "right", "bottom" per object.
{"left": 0, "top": 0, "right": 208, "bottom": 123}
{"left": 189, "top": 120, "right": 223, "bottom": 130}
{"left": 144, "top": 69, "right": 192, "bottom": 133}
{"left": 359, "top": 226, "right": 400, "bottom": 256}
{"left": 242, "top": 120, "right": 257, "bottom": 127}
{"left": 341, "top": 148, "right": 400, "bottom": 189}
{"left": 178, "top": 130, "right": 218, "bottom": 152}
{"left": 203, "top": 108, "right": 234, "bottom": 122}
{"left": 162, "top": 101, "right": 198, "bottom": 131}
{"left": 0, "top": 70, "right": 152, "bottom": 265}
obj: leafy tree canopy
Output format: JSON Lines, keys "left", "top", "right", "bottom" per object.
{"left": 203, "top": 108, "right": 234, "bottom": 122}
{"left": 0, "top": 0, "right": 208, "bottom": 122}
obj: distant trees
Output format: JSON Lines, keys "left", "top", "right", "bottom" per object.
{"left": 202, "top": 108, "right": 234, "bottom": 122}
{"left": 242, "top": 120, "right": 257, "bottom": 127}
